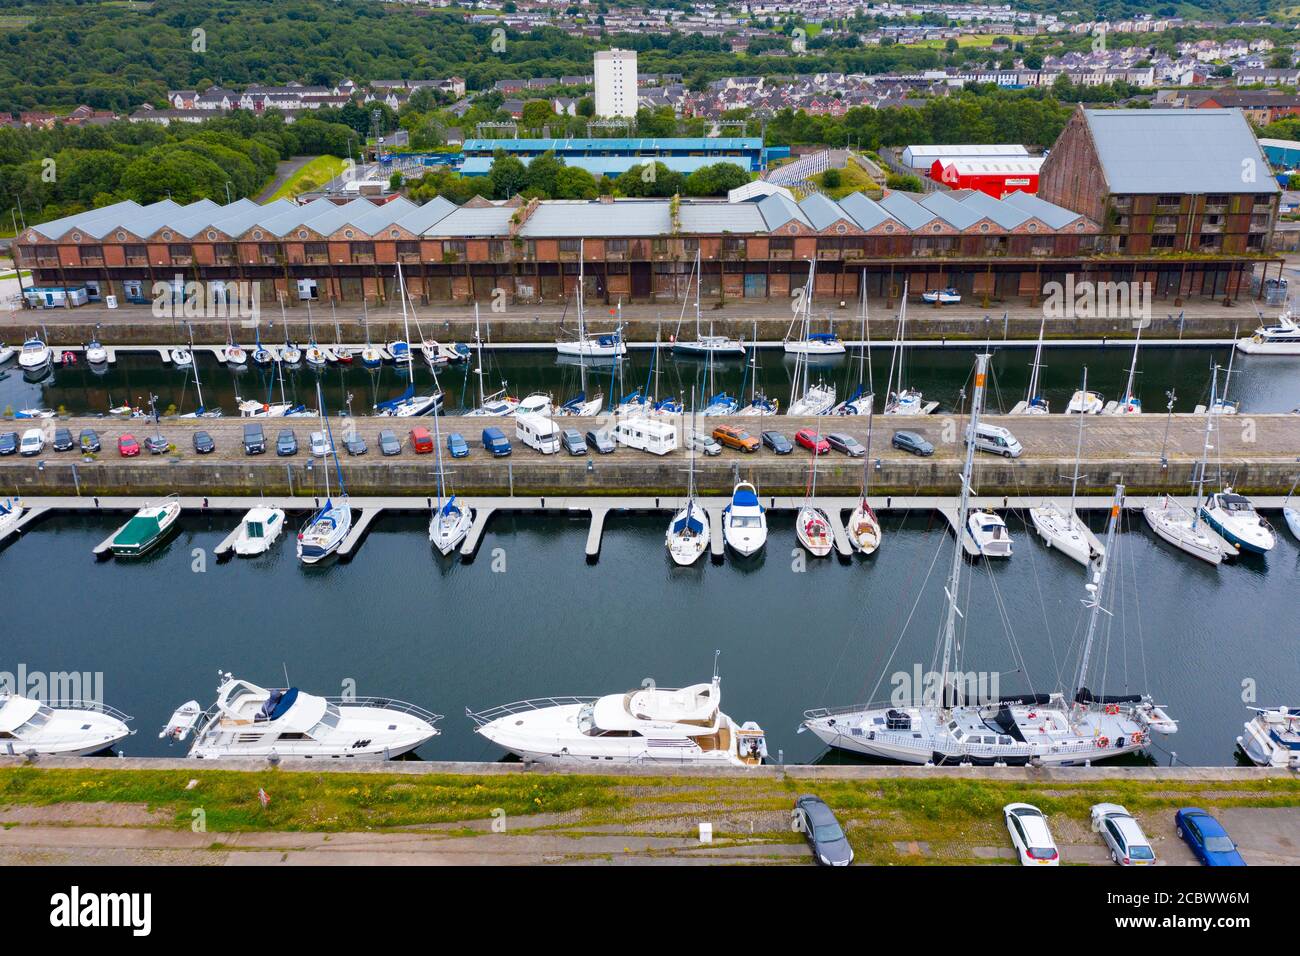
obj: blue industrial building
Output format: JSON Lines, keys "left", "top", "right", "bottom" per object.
{"left": 459, "top": 136, "right": 767, "bottom": 176}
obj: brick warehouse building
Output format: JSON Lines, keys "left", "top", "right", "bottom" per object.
{"left": 13, "top": 108, "right": 1282, "bottom": 309}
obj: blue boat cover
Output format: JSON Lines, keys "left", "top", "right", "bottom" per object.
{"left": 672, "top": 512, "right": 704, "bottom": 534}
{"left": 732, "top": 487, "right": 759, "bottom": 508}
{"left": 808, "top": 333, "right": 839, "bottom": 342}
{"left": 259, "top": 687, "right": 299, "bottom": 721}
{"left": 375, "top": 383, "right": 415, "bottom": 411}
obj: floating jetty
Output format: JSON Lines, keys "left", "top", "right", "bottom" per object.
{"left": 2, "top": 492, "right": 1290, "bottom": 565}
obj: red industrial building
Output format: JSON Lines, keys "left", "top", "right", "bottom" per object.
{"left": 929, "top": 157, "right": 1043, "bottom": 198}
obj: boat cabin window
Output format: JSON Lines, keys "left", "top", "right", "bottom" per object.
{"left": 15, "top": 707, "right": 52, "bottom": 735}
{"left": 277, "top": 732, "right": 314, "bottom": 741}
{"left": 578, "top": 703, "right": 599, "bottom": 736}
{"left": 731, "top": 515, "right": 762, "bottom": 528}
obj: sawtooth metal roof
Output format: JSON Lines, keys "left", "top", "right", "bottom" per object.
{"left": 1082, "top": 108, "right": 1280, "bottom": 195}
{"left": 23, "top": 190, "right": 1095, "bottom": 242}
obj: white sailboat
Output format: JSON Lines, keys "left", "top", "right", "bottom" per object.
{"left": 469, "top": 654, "right": 767, "bottom": 767}
{"left": 796, "top": 417, "right": 834, "bottom": 557}
{"left": 429, "top": 408, "right": 473, "bottom": 555}
{"left": 802, "top": 359, "right": 1177, "bottom": 766}
{"left": 666, "top": 392, "right": 710, "bottom": 566}
{"left": 1012, "top": 316, "right": 1050, "bottom": 414}
{"left": 296, "top": 383, "right": 352, "bottom": 565}
{"left": 232, "top": 505, "right": 286, "bottom": 556}
{"left": 847, "top": 408, "right": 882, "bottom": 554}
{"left": 882, "top": 281, "right": 932, "bottom": 415}
{"left": 557, "top": 244, "right": 627, "bottom": 359}
{"left": 672, "top": 250, "right": 744, "bottom": 357}
{"left": 1030, "top": 367, "right": 1104, "bottom": 566}
{"left": 375, "top": 263, "right": 442, "bottom": 418}
{"left": 0, "top": 496, "right": 24, "bottom": 540}
{"left": 179, "top": 323, "right": 223, "bottom": 418}
{"left": 1284, "top": 479, "right": 1300, "bottom": 542}
{"left": 1104, "top": 326, "right": 1143, "bottom": 414}
{"left": 0, "top": 693, "right": 132, "bottom": 757}
{"left": 833, "top": 273, "right": 874, "bottom": 416}
{"left": 463, "top": 304, "right": 519, "bottom": 417}
{"left": 1143, "top": 366, "right": 1233, "bottom": 565}
{"left": 162, "top": 673, "right": 440, "bottom": 760}
{"left": 223, "top": 316, "right": 247, "bottom": 367}
{"left": 785, "top": 261, "right": 836, "bottom": 416}
{"left": 280, "top": 311, "right": 302, "bottom": 367}
{"left": 236, "top": 346, "right": 301, "bottom": 418}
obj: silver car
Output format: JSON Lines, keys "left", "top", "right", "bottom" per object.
{"left": 1090, "top": 803, "right": 1156, "bottom": 866}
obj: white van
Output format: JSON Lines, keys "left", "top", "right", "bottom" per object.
{"left": 515, "top": 411, "right": 561, "bottom": 454}
{"left": 613, "top": 417, "right": 678, "bottom": 456}
{"left": 19, "top": 428, "right": 44, "bottom": 457}
{"left": 966, "top": 422, "right": 1023, "bottom": 458}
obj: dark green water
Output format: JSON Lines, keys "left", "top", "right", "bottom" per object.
{"left": 2, "top": 508, "right": 1297, "bottom": 765}
{"left": 4, "top": 345, "right": 1299, "bottom": 417}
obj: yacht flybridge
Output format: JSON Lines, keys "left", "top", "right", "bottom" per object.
{"left": 162, "top": 673, "right": 441, "bottom": 760}
{"left": 468, "top": 660, "right": 767, "bottom": 767}
{"left": 0, "top": 693, "right": 133, "bottom": 756}
{"left": 801, "top": 356, "right": 1177, "bottom": 766}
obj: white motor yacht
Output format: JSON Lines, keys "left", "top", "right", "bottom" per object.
{"left": 723, "top": 481, "right": 767, "bottom": 556}
{"left": 1201, "top": 488, "right": 1275, "bottom": 555}
{"left": 1238, "top": 707, "right": 1300, "bottom": 767}
{"left": 17, "top": 337, "right": 51, "bottom": 373}
{"left": 162, "top": 674, "right": 440, "bottom": 760}
{"left": 0, "top": 342, "right": 13, "bottom": 364}
{"left": 232, "top": 506, "right": 286, "bottom": 557}
{"left": 469, "top": 672, "right": 767, "bottom": 767}
{"left": 0, "top": 496, "right": 23, "bottom": 539}
{"left": 1066, "top": 389, "right": 1104, "bottom": 414}
{"left": 966, "top": 509, "right": 1013, "bottom": 557}
{"left": 85, "top": 339, "right": 108, "bottom": 365}
{"left": 1237, "top": 308, "right": 1300, "bottom": 355}
{"left": 0, "top": 693, "right": 132, "bottom": 756}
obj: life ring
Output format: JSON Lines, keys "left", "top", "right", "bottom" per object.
{"left": 262, "top": 404, "right": 269, "bottom": 412}
{"left": 1105, "top": 704, "right": 1120, "bottom": 716}
{"left": 1027, "top": 712, "right": 1036, "bottom": 720}
{"left": 1096, "top": 736, "right": 1110, "bottom": 748}
{"left": 1132, "top": 731, "right": 1145, "bottom": 745}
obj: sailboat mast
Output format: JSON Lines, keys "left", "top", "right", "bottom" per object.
{"left": 432, "top": 400, "right": 445, "bottom": 511}
{"left": 398, "top": 262, "right": 414, "bottom": 390}
{"left": 694, "top": 249, "right": 702, "bottom": 339}
{"left": 940, "top": 351, "right": 990, "bottom": 703}
{"left": 1027, "top": 316, "right": 1045, "bottom": 406}
{"left": 1072, "top": 484, "right": 1125, "bottom": 704}
{"left": 474, "top": 302, "right": 484, "bottom": 408}
{"left": 188, "top": 323, "right": 205, "bottom": 412}
{"left": 1193, "top": 366, "right": 1218, "bottom": 528}
{"left": 1121, "top": 324, "right": 1142, "bottom": 404}
{"left": 859, "top": 270, "right": 871, "bottom": 396}
{"left": 1070, "top": 367, "right": 1087, "bottom": 514}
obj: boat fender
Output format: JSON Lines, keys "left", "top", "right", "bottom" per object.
{"left": 1096, "top": 736, "right": 1109, "bottom": 748}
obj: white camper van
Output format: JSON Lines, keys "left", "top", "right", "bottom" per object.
{"left": 613, "top": 417, "right": 678, "bottom": 456}
{"left": 966, "top": 422, "right": 1023, "bottom": 458}
{"left": 515, "top": 412, "right": 561, "bottom": 454}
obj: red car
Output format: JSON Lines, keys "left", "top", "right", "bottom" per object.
{"left": 795, "top": 428, "right": 830, "bottom": 455}
{"left": 409, "top": 426, "right": 434, "bottom": 454}
{"left": 118, "top": 434, "right": 140, "bottom": 457}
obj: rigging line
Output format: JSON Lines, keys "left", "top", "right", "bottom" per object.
{"left": 977, "top": 542, "right": 1034, "bottom": 694}
{"left": 1122, "top": 508, "right": 1151, "bottom": 692}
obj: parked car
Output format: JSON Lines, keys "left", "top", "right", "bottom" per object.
{"left": 586, "top": 429, "right": 615, "bottom": 455}
{"left": 1003, "top": 803, "right": 1060, "bottom": 866}
{"left": 712, "top": 424, "right": 759, "bottom": 453}
{"left": 276, "top": 429, "right": 298, "bottom": 457}
{"left": 794, "top": 795, "right": 853, "bottom": 867}
{"left": 79, "top": 428, "right": 101, "bottom": 453}
{"left": 309, "top": 430, "right": 332, "bottom": 457}
{"left": 826, "top": 432, "right": 865, "bottom": 457}
{"left": 409, "top": 426, "right": 434, "bottom": 454}
{"left": 762, "top": 430, "right": 793, "bottom": 455}
{"left": 144, "top": 434, "right": 169, "bottom": 455}
{"left": 892, "top": 430, "right": 934, "bottom": 457}
{"left": 794, "top": 428, "right": 830, "bottom": 455}
{"left": 561, "top": 428, "right": 587, "bottom": 456}
{"left": 344, "top": 434, "right": 367, "bottom": 456}
{"left": 52, "top": 427, "right": 74, "bottom": 452}
{"left": 481, "top": 427, "right": 511, "bottom": 457}
{"left": 1091, "top": 804, "right": 1156, "bottom": 866}
{"left": 447, "top": 432, "right": 469, "bottom": 459}
{"left": 1176, "top": 808, "right": 1246, "bottom": 866}
{"left": 0, "top": 431, "right": 18, "bottom": 456}
{"left": 192, "top": 430, "right": 216, "bottom": 454}
{"left": 378, "top": 429, "right": 402, "bottom": 456}
{"left": 242, "top": 423, "right": 266, "bottom": 455}
{"left": 19, "top": 428, "right": 44, "bottom": 457}
{"left": 117, "top": 433, "right": 140, "bottom": 458}
{"left": 967, "top": 422, "right": 1023, "bottom": 459}
{"left": 685, "top": 429, "right": 722, "bottom": 457}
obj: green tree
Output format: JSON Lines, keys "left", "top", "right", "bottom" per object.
{"left": 486, "top": 151, "right": 528, "bottom": 199}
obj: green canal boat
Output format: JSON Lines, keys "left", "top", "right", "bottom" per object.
{"left": 110, "top": 495, "right": 182, "bottom": 558}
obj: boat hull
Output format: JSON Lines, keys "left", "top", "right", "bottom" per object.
{"left": 1142, "top": 502, "right": 1225, "bottom": 565}
{"left": 1201, "top": 507, "right": 1275, "bottom": 554}
{"left": 796, "top": 507, "right": 833, "bottom": 557}
{"left": 848, "top": 505, "right": 881, "bottom": 554}
{"left": 1029, "top": 506, "right": 1096, "bottom": 566}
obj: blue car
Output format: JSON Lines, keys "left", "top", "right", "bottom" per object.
{"left": 447, "top": 432, "right": 469, "bottom": 459}
{"left": 1175, "top": 808, "right": 1246, "bottom": 866}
